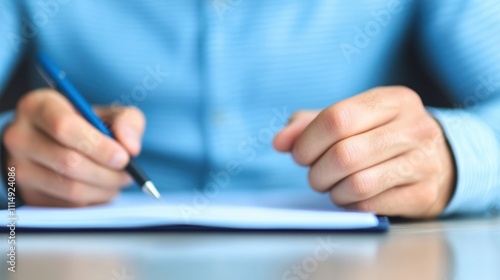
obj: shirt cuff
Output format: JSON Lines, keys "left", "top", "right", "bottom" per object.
{"left": 0, "top": 110, "right": 14, "bottom": 209}
{"left": 429, "top": 108, "right": 500, "bottom": 216}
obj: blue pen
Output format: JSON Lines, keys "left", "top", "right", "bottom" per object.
{"left": 36, "top": 53, "right": 161, "bottom": 200}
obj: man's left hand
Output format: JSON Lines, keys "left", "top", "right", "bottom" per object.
{"left": 274, "top": 86, "right": 456, "bottom": 218}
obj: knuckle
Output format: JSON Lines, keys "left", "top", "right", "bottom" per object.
{"left": 348, "top": 173, "right": 374, "bottom": 198}
{"left": 381, "top": 168, "right": 394, "bottom": 188}
{"left": 15, "top": 163, "right": 26, "bottom": 183}
{"left": 414, "top": 118, "right": 437, "bottom": 136}
{"left": 395, "top": 86, "right": 421, "bottom": 103}
{"left": 323, "top": 106, "right": 351, "bottom": 137}
{"left": 17, "top": 93, "right": 37, "bottom": 114}
{"left": 292, "top": 144, "right": 311, "bottom": 166}
{"left": 16, "top": 90, "right": 49, "bottom": 113}
{"left": 38, "top": 95, "right": 74, "bottom": 141}
{"left": 332, "top": 142, "right": 358, "bottom": 171}
{"left": 411, "top": 121, "right": 443, "bottom": 152}
{"left": 3, "top": 125, "right": 22, "bottom": 152}
{"left": 355, "top": 200, "right": 373, "bottom": 212}
{"left": 118, "top": 174, "right": 132, "bottom": 187}
{"left": 96, "top": 141, "right": 122, "bottom": 165}
{"left": 371, "top": 128, "right": 392, "bottom": 155}
{"left": 55, "top": 150, "right": 84, "bottom": 171}
{"left": 329, "top": 190, "right": 342, "bottom": 206}
{"left": 420, "top": 118, "right": 442, "bottom": 139}
{"left": 49, "top": 116, "right": 73, "bottom": 142}
{"left": 308, "top": 169, "right": 325, "bottom": 192}
{"left": 385, "top": 166, "right": 400, "bottom": 181}
{"left": 417, "top": 150, "right": 440, "bottom": 173}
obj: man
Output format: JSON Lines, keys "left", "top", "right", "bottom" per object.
{"left": 0, "top": 0, "right": 499, "bottom": 218}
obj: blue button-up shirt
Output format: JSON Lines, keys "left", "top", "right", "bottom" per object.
{"left": 1, "top": 0, "right": 499, "bottom": 215}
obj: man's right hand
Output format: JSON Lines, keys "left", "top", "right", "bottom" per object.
{"left": 2, "top": 89, "right": 146, "bottom": 207}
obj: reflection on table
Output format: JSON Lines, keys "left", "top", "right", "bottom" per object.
{"left": 2, "top": 216, "right": 499, "bottom": 280}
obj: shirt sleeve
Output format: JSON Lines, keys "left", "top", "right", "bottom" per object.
{"left": 418, "top": 0, "right": 500, "bottom": 215}
{"left": 0, "top": 0, "right": 24, "bottom": 91}
{"left": 430, "top": 108, "right": 500, "bottom": 216}
{"left": 0, "top": 1, "right": 25, "bottom": 209}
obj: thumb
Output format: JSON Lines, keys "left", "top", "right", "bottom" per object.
{"left": 273, "top": 110, "right": 319, "bottom": 153}
{"left": 93, "top": 105, "right": 146, "bottom": 156}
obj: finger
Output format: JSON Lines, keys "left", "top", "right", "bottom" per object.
{"left": 26, "top": 129, "right": 132, "bottom": 188}
{"left": 292, "top": 86, "right": 420, "bottom": 166}
{"left": 20, "top": 189, "right": 76, "bottom": 207}
{"left": 93, "top": 106, "right": 146, "bottom": 156}
{"left": 28, "top": 93, "right": 130, "bottom": 169}
{"left": 329, "top": 154, "right": 423, "bottom": 205}
{"left": 21, "top": 189, "right": 115, "bottom": 208}
{"left": 17, "top": 160, "right": 120, "bottom": 207}
{"left": 308, "top": 121, "right": 413, "bottom": 191}
{"left": 343, "top": 183, "right": 438, "bottom": 218}
{"left": 273, "top": 111, "right": 319, "bottom": 152}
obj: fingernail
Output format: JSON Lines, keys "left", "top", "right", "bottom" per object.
{"left": 121, "top": 125, "right": 141, "bottom": 154}
{"left": 110, "top": 149, "right": 129, "bottom": 169}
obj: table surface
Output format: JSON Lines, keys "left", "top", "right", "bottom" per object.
{"left": 2, "top": 215, "right": 500, "bottom": 280}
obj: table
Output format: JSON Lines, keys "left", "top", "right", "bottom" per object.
{"left": 2, "top": 215, "right": 500, "bottom": 280}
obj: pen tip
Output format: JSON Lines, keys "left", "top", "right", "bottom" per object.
{"left": 142, "top": 181, "right": 161, "bottom": 200}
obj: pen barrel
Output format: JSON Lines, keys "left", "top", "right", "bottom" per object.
{"left": 125, "top": 160, "right": 149, "bottom": 186}
{"left": 37, "top": 53, "right": 154, "bottom": 194}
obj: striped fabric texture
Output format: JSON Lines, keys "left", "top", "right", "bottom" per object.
{"left": 0, "top": 0, "right": 499, "bottom": 214}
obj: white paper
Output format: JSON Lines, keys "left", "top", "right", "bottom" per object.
{"left": 2, "top": 191, "right": 379, "bottom": 230}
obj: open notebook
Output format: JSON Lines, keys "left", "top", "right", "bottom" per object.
{"left": 1, "top": 191, "right": 389, "bottom": 232}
